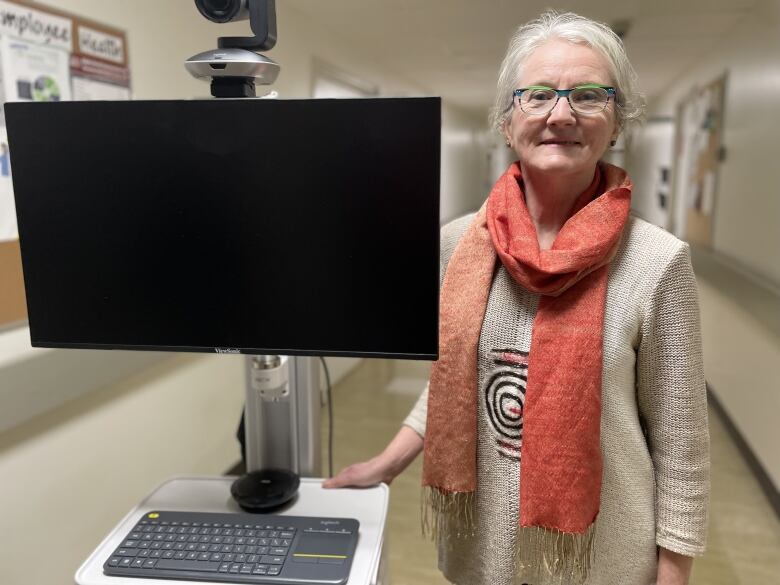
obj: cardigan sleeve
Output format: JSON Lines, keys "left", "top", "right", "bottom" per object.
{"left": 403, "top": 382, "right": 428, "bottom": 438}
{"left": 636, "top": 243, "right": 710, "bottom": 557}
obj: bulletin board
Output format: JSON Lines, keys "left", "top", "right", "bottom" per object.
{"left": 670, "top": 74, "right": 727, "bottom": 247}
{"left": 0, "top": 0, "right": 131, "bottom": 328}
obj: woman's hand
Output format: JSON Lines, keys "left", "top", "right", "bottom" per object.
{"left": 322, "top": 426, "right": 423, "bottom": 488}
{"left": 322, "top": 456, "right": 397, "bottom": 488}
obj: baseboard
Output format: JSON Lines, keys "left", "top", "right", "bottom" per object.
{"left": 707, "top": 384, "right": 780, "bottom": 518}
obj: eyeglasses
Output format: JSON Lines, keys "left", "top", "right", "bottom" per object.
{"left": 513, "top": 85, "right": 616, "bottom": 116}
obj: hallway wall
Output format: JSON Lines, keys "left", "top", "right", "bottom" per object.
{"left": 626, "top": 0, "right": 780, "bottom": 492}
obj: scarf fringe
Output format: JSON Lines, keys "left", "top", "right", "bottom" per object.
{"left": 514, "top": 523, "right": 597, "bottom": 585}
{"left": 420, "top": 486, "right": 476, "bottom": 544}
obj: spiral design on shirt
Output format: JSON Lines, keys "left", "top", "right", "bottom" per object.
{"left": 484, "top": 366, "right": 527, "bottom": 460}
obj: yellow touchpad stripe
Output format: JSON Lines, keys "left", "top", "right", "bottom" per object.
{"left": 293, "top": 554, "right": 348, "bottom": 559}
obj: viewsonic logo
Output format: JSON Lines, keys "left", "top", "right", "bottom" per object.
{"left": 214, "top": 348, "right": 241, "bottom": 354}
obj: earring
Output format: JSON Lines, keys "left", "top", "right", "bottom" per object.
{"left": 506, "top": 140, "right": 512, "bottom": 148}
{"left": 610, "top": 140, "right": 617, "bottom": 147}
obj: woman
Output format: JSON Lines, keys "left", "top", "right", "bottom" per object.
{"left": 324, "top": 11, "right": 709, "bottom": 585}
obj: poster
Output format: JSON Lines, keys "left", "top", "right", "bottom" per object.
{"left": 0, "top": 126, "right": 16, "bottom": 241}
{"left": 670, "top": 75, "right": 726, "bottom": 247}
{"left": 70, "top": 54, "right": 131, "bottom": 100}
{"left": 0, "top": 34, "right": 72, "bottom": 102}
{"left": 72, "top": 76, "right": 129, "bottom": 100}
{"left": 0, "top": 0, "right": 72, "bottom": 51}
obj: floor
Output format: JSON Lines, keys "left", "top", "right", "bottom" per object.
{"left": 324, "top": 358, "right": 780, "bottom": 585}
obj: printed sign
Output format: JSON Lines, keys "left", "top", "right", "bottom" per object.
{"left": 0, "top": 0, "right": 72, "bottom": 51}
{"left": 0, "top": 36, "right": 72, "bottom": 102}
{"left": 77, "top": 25, "right": 124, "bottom": 64}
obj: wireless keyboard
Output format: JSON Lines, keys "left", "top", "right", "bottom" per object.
{"left": 103, "top": 510, "right": 359, "bottom": 584}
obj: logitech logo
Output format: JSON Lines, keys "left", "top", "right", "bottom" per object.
{"left": 214, "top": 348, "right": 241, "bottom": 354}
{"left": 320, "top": 520, "right": 340, "bottom": 526}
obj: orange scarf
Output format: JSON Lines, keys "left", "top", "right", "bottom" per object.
{"left": 423, "top": 161, "right": 632, "bottom": 580}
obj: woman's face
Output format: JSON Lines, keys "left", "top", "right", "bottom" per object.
{"left": 503, "top": 39, "right": 619, "bottom": 179}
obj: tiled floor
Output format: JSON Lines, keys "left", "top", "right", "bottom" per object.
{"left": 324, "top": 359, "right": 780, "bottom": 585}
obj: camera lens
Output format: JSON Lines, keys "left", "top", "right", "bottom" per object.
{"left": 195, "top": 0, "right": 245, "bottom": 23}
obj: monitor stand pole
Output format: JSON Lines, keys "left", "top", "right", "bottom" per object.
{"left": 243, "top": 355, "right": 322, "bottom": 477}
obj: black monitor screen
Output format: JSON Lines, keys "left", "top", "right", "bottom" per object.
{"left": 5, "top": 98, "right": 440, "bottom": 359}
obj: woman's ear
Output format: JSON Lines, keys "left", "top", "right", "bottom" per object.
{"left": 610, "top": 123, "right": 621, "bottom": 147}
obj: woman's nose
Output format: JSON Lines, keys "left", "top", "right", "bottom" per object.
{"left": 547, "top": 96, "right": 576, "bottom": 125}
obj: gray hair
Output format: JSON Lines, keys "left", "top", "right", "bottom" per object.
{"left": 490, "top": 11, "right": 645, "bottom": 134}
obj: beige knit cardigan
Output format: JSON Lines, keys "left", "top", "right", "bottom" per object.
{"left": 404, "top": 214, "right": 710, "bottom": 585}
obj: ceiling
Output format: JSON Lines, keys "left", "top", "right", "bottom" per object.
{"left": 284, "top": 0, "right": 759, "bottom": 115}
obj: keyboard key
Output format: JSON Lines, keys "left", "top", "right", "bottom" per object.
{"left": 218, "top": 562, "right": 230, "bottom": 572}
{"left": 240, "top": 564, "right": 253, "bottom": 574}
{"left": 119, "top": 558, "right": 133, "bottom": 567}
{"left": 116, "top": 548, "right": 137, "bottom": 557}
{"left": 143, "top": 559, "right": 158, "bottom": 569}
{"left": 107, "top": 557, "right": 120, "bottom": 567}
{"left": 268, "top": 566, "right": 281, "bottom": 576}
{"left": 229, "top": 563, "right": 241, "bottom": 573}
{"left": 131, "top": 559, "right": 144, "bottom": 568}
{"left": 260, "top": 555, "right": 285, "bottom": 565}
{"left": 253, "top": 566, "right": 268, "bottom": 575}
{"left": 156, "top": 559, "right": 219, "bottom": 572}
{"left": 270, "top": 547, "right": 288, "bottom": 555}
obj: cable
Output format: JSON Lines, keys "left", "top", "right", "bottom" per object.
{"left": 319, "top": 356, "right": 333, "bottom": 478}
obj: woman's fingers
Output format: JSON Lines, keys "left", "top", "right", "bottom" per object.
{"left": 322, "top": 460, "right": 383, "bottom": 488}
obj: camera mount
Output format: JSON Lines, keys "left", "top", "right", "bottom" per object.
{"left": 186, "top": 0, "right": 280, "bottom": 98}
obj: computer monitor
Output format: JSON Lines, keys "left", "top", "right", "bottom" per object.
{"left": 5, "top": 97, "right": 440, "bottom": 359}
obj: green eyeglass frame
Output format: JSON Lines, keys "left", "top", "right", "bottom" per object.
{"left": 512, "top": 84, "right": 616, "bottom": 115}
